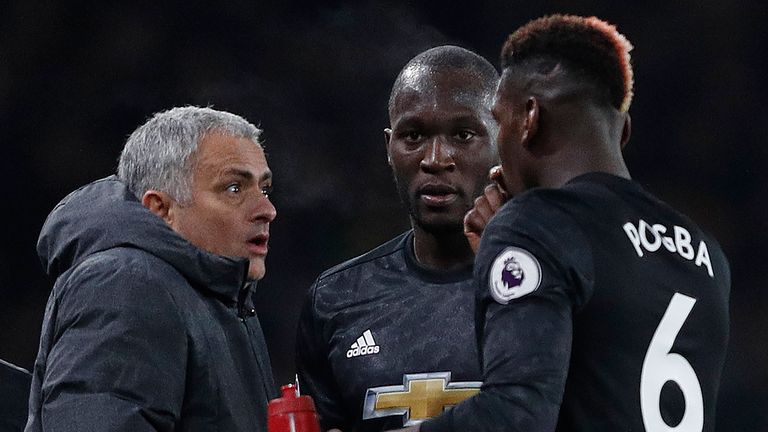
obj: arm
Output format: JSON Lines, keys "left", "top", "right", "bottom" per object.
{"left": 428, "top": 295, "right": 574, "bottom": 432}
{"left": 39, "top": 257, "right": 187, "bottom": 431}
{"left": 295, "top": 281, "right": 351, "bottom": 432}
{"left": 422, "top": 197, "right": 592, "bottom": 432}
{"left": 413, "top": 292, "right": 573, "bottom": 432}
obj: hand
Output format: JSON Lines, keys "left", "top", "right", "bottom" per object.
{"left": 464, "top": 166, "right": 509, "bottom": 253}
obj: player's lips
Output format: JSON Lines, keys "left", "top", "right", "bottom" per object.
{"left": 246, "top": 233, "right": 269, "bottom": 255}
{"left": 418, "top": 183, "right": 459, "bottom": 207}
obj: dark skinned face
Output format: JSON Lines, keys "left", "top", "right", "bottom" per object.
{"left": 386, "top": 69, "right": 498, "bottom": 234}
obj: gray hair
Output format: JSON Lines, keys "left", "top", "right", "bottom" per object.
{"left": 117, "top": 106, "right": 262, "bottom": 204}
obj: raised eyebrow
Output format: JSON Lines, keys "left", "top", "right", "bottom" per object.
{"left": 221, "top": 168, "right": 254, "bottom": 181}
{"left": 221, "top": 168, "right": 272, "bottom": 183}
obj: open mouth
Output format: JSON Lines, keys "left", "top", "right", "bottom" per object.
{"left": 247, "top": 234, "right": 269, "bottom": 255}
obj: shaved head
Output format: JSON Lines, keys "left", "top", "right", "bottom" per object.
{"left": 388, "top": 45, "right": 499, "bottom": 118}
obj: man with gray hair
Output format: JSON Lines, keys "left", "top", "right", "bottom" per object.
{"left": 27, "top": 106, "right": 278, "bottom": 431}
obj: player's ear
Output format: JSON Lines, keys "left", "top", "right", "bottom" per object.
{"left": 521, "top": 96, "right": 540, "bottom": 149}
{"left": 142, "top": 190, "right": 175, "bottom": 224}
{"left": 620, "top": 113, "right": 632, "bottom": 150}
{"left": 384, "top": 128, "right": 393, "bottom": 166}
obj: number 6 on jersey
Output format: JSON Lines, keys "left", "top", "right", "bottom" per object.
{"left": 640, "top": 293, "right": 704, "bottom": 431}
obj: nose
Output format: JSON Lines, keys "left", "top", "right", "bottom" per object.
{"left": 419, "top": 136, "right": 455, "bottom": 173}
{"left": 253, "top": 194, "right": 277, "bottom": 223}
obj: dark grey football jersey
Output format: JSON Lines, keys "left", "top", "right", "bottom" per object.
{"left": 296, "top": 231, "right": 482, "bottom": 432}
{"left": 422, "top": 172, "right": 730, "bottom": 432}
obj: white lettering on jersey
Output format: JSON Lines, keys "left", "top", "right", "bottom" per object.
{"left": 346, "top": 329, "right": 381, "bottom": 358}
{"left": 623, "top": 220, "right": 714, "bottom": 277}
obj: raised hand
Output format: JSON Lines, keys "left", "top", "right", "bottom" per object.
{"left": 463, "top": 166, "right": 508, "bottom": 253}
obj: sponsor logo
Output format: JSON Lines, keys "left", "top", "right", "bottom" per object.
{"left": 346, "top": 329, "right": 380, "bottom": 358}
{"left": 489, "top": 247, "right": 542, "bottom": 304}
{"left": 362, "top": 372, "right": 481, "bottom": 426}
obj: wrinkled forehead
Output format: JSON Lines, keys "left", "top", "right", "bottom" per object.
{"left": 194, "top": 131, "right": 269, "bottom": 174}
{"left": 390, "top": 67, "right": 493, "bottom": 118}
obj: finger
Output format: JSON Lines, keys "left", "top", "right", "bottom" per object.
{"left": 488, "top": 165, "right": 510, "bottom": 196}
{"left": 463, "top": 210, "right": 482, "bottom": 253}
{"left": 483, "top": 184, "right": 507, "bottom": 211}
{"left": 489, "top": 165, "right": 503, "bottom": 181}
{"left": 472, "top": 195, "right": 495, "bottom": 223}
{"left": 463, "top": 207, "right": 485, "bottom": 235}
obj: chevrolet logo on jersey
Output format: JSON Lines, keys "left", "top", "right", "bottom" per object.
{"left": 362, "top": 372, "right": 481, "bottom": 426}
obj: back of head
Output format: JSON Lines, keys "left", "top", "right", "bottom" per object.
{"left": 117, "top": 106, "right": 262, "bottom": 204}
{"left": 500, "top": 14, "right": 634, "bottom": 113}
{"left": 388, "top": 45, "right": 499, "bottom": 116}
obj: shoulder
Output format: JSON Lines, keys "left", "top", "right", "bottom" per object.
{"left": 487, "top": 187, "right": 587, "bottom": 243}
{"left": 55, "top": 246, "right": 186, "bottom": 316}
{"left": 314, "top": 231, "right": 409, "bottom": 285}
{"left": 302, "top": 231, "right": 410, "bottom": 314}
{"left": 478, "top": 189, "right": 594, "bottom": 307}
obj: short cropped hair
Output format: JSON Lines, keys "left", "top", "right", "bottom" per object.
{"left": 388, "top": 45, "right": 499, "bottom": 114}
{"left": 501, "top": 15, "right": 634, "bottom": 112}
{"left": 118, "top": 106, "right": 262, "bottom": 204}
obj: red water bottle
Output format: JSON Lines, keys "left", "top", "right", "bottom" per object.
{"left": 268, "top": 383, "right": 321, "bottom": 432}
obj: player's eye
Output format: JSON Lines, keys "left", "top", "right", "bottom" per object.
{"left": 454, "top": 130, "right": 476, "bottom": 141}
{"left": 261, "top": 185, "right": 273, "bottom": 197}
{"left": 226, "top": 183, "right": 242, "bottom": 194}
{"left": 402, "top": 131, "right": 424, "bottom": 142}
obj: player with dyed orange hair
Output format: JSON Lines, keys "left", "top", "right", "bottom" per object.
{"left": 396, "top": 14, "right": 730, "bottom": 432}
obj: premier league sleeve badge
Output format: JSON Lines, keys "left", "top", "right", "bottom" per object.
{"left": 489, "top": 247, "right": 542, "bottom": 304}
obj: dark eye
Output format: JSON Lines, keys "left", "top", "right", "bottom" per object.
{"left": 403, "top": 131, "right": 423, "bottom": 142}
{"left": 226, "top": 184, "right": 241, "bottom": 194}
{"left": 261, "top": 185, "right": 273, "bottom": 197}
{"left": 455, "top": 130, "right": 476, "bottom": 141}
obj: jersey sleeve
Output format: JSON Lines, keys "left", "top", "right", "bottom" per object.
{"left": 295, "top": 278, "right": 351, "bottom": 431}
{"left": 36, "top": 256, "right": 188, "bottom": 432}
{"left": 421, "top": 193, "right": 594, "bottom": 432}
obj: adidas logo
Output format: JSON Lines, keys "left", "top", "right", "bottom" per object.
{"left": 346, "top": 329, "right": 380, "bottom": 358}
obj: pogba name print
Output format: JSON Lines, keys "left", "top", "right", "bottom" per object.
{"left": 623, "top": 219, "right": 713, "bottom": 277}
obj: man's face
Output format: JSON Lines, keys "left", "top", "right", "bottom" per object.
{"left": 386, "top": 69, "right": 498, "bottom": 233}
{"left": 168, "top": 131, "right": 276, "bottom": 280}
{"left": 491, "top": 74, "right": 526, "bottom": 196}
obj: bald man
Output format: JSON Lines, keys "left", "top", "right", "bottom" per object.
{"left": 295, "top": 46, "right": 500, "bottom": 432}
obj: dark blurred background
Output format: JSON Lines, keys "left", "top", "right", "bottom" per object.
{"left": 1, "top": 1, "right": 765, "bottom": 429}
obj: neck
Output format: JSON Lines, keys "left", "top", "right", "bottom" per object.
{"left": 535, "top": 109, "right": 631, "bottom": 188}
{"left": 538, "top": 147, "right": 631, "bottom": 188}
{"left": 411, "top": 224, "right": 474, "bottom": 271}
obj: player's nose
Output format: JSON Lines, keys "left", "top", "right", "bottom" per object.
{"left": 420, "top": 136, "right": 455, "bottom": 173}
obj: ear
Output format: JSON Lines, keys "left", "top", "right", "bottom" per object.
{"left": 521, "top": 97, "right": 540, "bottom": 149}
{"left": 384, "top": 127, "right": 393, "bottom": 166}
{"left": 620, "top": 113, "right": 632, "bottom": 150}
{"left": 141, "top": 190, "right": 175, "bottom": 224}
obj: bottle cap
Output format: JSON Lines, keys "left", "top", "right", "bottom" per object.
{"left": 268, "top": 384, "right": 318, "bottom": 416}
